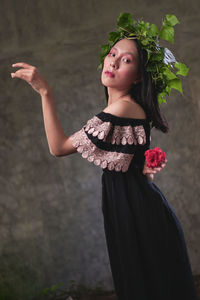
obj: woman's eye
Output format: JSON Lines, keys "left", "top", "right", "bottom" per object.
{"left": 109, "top": 52, "right": 115, "bottom": 57}
{"left": 123, "top": 58, "right": 131, "bottom": 63}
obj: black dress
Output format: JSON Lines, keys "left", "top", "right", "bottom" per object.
{"left": 69, "top": 110, "right": 199, "bottom": 300}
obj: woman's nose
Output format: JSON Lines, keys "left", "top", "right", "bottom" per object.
{"left": 110, "top": 60, "right": 117, "bottom": 68}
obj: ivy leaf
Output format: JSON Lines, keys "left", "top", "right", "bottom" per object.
{"left": 163, "top": 68, "right": 177, "bottom": 80}
{"left": 99, "top": 44, "right": 110, "bottom": 68}
{"left": 140, "top": 38, "right": 149, "bottom": 46}
{"left": 146, "top": 63, "right": 157, "bottom": 72}
{"left": 149, "top": 24, "right": 159, "bottom": 36}
{"left": 159, "top": 25, "right": 174, "bottom": 43}
{"left": 150, "top": 49, "right": 164, "bottom": 61}
{"left": 146, "top": 49, "right": 153, "bottom": 61}
{"left": 108, "top": 32, "right": 120, "bottom": 43}
{"left": 174, "top": 62, "right": 189, "bottom": 76}
{"left": 168, "top": 78, "right": 183, "bottom": 94}
{"left": 117, "top": 12, "right": 132, "bottom": 28}
{"left": 100, "top": 44, "right": 110, "bottom": 57}
{"left": 158, "top": 93, "right": 167, "bottom": 106}
{"left": 139, "top": 21, "right": 150, "bottom": 33}
{"left": 164, "top": 14, "right": 180, "bottom": 27}
{"left": 166, "top": 85, "right": 172, "bottom": 96}
{"left": 97, "top": 63, "right": 102, "bottom": 70}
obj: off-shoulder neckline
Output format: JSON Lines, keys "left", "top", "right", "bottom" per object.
{"left": 97, "top": 111, "right": 149, "bottom": 122}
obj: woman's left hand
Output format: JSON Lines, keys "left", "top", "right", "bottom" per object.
{"left": 143, "top": 159, "right": 167, "bottom": 181}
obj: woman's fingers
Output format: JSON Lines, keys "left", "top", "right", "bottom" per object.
{"left": 143, "top": 165, "right": 165, "bottom": 174}
{"left": 11, "top": 69, "right": 32, "bottom": 80}
{"left": 154, "top": 167, "right": 162, "bottom": 171}
{"left": 146, "top": 169, "right": 156, "bottom": 173}
{"left": 11, "top": 69, "right": 37, "bottom": 85}
{"left": 12, "top": 62, "right": 35, "bottom": 69}
{"left": 143, "top": 166, "right": 156, "bottom": 174}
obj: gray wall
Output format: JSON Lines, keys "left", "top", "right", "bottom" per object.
{"left": 0, "top": 0, "right": 200, "bottom": 299}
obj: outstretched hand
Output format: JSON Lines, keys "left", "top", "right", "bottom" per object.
{"left": 143, "top": 159, "right": 167, "bottom": 181}
{"left": 11, "top": 62, "right": 50, "bottom": 96}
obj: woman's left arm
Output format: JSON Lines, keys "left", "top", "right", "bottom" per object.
{"left": 143, "top": 159, "right": 167, "bottom": 181}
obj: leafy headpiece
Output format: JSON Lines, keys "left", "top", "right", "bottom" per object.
{"left": 98, "top": 13, "right": 189, "bottom": 106}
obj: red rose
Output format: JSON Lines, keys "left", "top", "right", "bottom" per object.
{"left": 144, "top": 147, "right": 166, "bottom": 168}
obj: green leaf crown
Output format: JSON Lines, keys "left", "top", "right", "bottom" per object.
{"left": 98, "top": 13, "right": 189, "bottom": 106}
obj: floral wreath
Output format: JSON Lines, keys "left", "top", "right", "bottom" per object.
{"left": 98, "top": 13, "right": 189, "bottom": 106}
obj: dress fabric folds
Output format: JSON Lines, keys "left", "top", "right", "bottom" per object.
{"left": 69, "top": 110, "right": 199, "bottom": 300}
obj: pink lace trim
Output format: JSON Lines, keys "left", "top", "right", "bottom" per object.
{"left": 84, "top": 115, "right": 146, "bottom": 145}
{"left": 84, "top": 116, "right": 112, "bottom": 141}
{"left": 69, "top": 128, "right": 134, "bottom": 172}
{"left": 111, "top": 125, "right": 146, "bottom": 145}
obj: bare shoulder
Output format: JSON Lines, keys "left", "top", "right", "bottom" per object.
{"left": 103, "top": 100, "right": 146, "bottom": 119}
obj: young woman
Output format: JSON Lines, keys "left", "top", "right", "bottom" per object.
{"left": 11, "top": 31, "right": 198, "bottom": 300}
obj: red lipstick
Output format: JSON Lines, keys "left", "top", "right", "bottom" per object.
{"left": 105, "top": 71, "right": 115, "bottom": 78}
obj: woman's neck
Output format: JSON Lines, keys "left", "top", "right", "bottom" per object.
{"left": 107, "top": 87, "right": 132, "bottom": 106}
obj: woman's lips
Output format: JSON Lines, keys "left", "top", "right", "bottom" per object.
{"left": 105, "top": 71, "right": 115, "bottom": 78}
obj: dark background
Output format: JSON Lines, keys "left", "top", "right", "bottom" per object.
{"left": 0, "top": 0, "right": 199, "bottom": 299}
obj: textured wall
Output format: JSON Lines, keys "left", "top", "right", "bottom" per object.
{"left": 0, "top": 0, "right": 200, "bottom": 299}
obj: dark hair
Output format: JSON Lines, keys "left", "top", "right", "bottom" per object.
{"left": 104, "top": 39, "right": 169, "bottom": 133}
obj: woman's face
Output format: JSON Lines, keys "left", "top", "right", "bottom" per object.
{"left": 101, "top": 38, "right": 141, "bottom": 91}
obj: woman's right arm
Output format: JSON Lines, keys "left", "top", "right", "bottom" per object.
{"left": 11, "top": 62, "right": 76, "bottom": 157}
{"left": 40, "top": 88, "right": 77, "bottom": 156}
